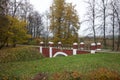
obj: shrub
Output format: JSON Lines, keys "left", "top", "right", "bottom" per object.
{"left": 0, "top": 74, "right": 32, "bottom": 80}
{"left": 27, "top": 38, "right": 41, "bottom": 45}
{"left": 27, "top": 39, "right": 38, "bottom": 45}
{"left": 88, "top": 68, "right": 120, "bottom": 80}
{"left": 52, "top": 71, "right": 82, "bottom": 80}
{"left": 0, "top": 47, "right": 44, "bottom": 63}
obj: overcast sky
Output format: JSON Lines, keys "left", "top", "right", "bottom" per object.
{"left": 29, "top": 0, "right": 87, "bottom": 36}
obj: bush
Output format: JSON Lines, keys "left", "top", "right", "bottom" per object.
{"left": 51, "top": 68, "right": 120, "bottom": 80}
{"left": 27, "top": 38, "right": 41, "bottom": 45}
{"left": 0, "top": 47, "right": 44, "bottom": 63}
{"left": 0, "top": 75, "right": 20, "bottom": 80}
{"left": 88, "top": 68, "right": 120, "bottom": 80}
{"left": 27, "top": 39, "right": 37, "bottom": 45}
{"left": 0, "top": 74, "right": 31, "bottom": 80}
{"left": 52, "top": 71, "right": 82, "bottom": 80}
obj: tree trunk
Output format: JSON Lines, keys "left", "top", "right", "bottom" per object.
{"left": 112, "top": 8, "right": 115, "bottom": 51}
{"left": 115, "top": 9, "right": 120, "bottom": 51}
{"left": 13, "top": 43, "right": 16, "bottom": 47}
{"left": 12, "top": 39, "right": 16, "bottom": 47}
{"left": 0, "top": 37, "right": 8, "bottom": 49}
{"left": 117, "top": 22, "right": 120, "bottom": 51}
{"left": 103, "top": 0, "right": 107, "bottom": 48}
{"left": 93, "top": 0, "right": 96, "bottom": 43}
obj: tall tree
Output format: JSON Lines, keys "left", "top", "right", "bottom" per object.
{"left": 110, "top": 1, "right": 116, "bottom": 50}
{"left": 0, "top": 15, "right": 10, "bottom": 49}
{"left": 112, "top": 5, "right": 115, "bottom": 50}
{"left": 43, "top": 11, "right": 51, "bottom": 45}
{"left": 49, "top": 0, "right": 80, "bottom": 43}
{"left": 0, "top": 0, "right": 10, "bottom": 48}
{"left": 28, "top": 11, "right": 44, "bottom": 38}
{"left": 92, "top": 0, "right": 96, "bottom": 43}
{"left": 8, "top": 16, "right": 30, "bottom": 47}
{"left": 63, "top": 3, "right": 79, "bottom": 43}
{"left": 112, "top": 0, "right": 120, "bottom": 50}
{"left": 50, "top": 0, "right": 65, "bottom": 42}
{"left": 85, "top": 0, "right": 96, "bottom": 43}
{"left": 102, "top": 0, "right": 108, "bottom": 48}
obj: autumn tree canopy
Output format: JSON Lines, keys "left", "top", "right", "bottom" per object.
{"left": 0, "top": 15, "right": 30, "bottom": 48}
{"left": 0, "top": 0, "right": 42, "bottom": 49}
{"left": 49, "top": 0, "right": 80, "bottom": 44}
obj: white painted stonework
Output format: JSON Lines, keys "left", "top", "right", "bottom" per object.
{"left": 49, "top": 47, "right": 53, "bottom": 58}
{"left": 91, "top": 43, "right": 96, "bottom": 46}
{"left": 49, "top": 41, "right": 54, "bottom": 44}
{"left": 40, "top": 46, "right": 42, "bottom": 54}
{"left": 40, "top": 41, "right": 44, "bottom": 44}
{"left": 97, "top": 42, "right": 101, "bottom": 45}
{"left": 91, "top": 50, "right": 95, "bottom": 54}
{"left": 80, "top": 42, "right": 84, "bottom": 50}
{"left": 73, "top": 49, "right": 77, "bottom": 55}
{"left": 91, "top": 43, "right": 96, "bottom": 54}
{"left": 53, "top": 52, "right": 68, "bottom": 57}
{"left": 97, "top": 42, "right": 101, "bottom": 51}
{"left": 58, "top": 42, "right": 62, "bottom": 44}
{"left": 73, "top": 43, "right": 78, "bottom": 45}
{"left": 80, "top": 42, "right": 84, "bottom": 44}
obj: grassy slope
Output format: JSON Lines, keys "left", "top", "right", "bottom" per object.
{"left": 0, "top": 53, "right": 120, "bottom": 78}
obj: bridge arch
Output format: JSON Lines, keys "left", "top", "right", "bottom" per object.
{"left": 53, "top": 52, "right": 68, "bottom": 57}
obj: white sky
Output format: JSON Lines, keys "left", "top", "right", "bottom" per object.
{"left": 29, "top": 0, "right": 87, "bottom": 36}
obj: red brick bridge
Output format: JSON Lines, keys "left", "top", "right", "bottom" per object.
{"left": 39, "top": 42, "right": 101, "bottom": 58}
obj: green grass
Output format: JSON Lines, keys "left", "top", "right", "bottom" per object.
{"left": 0, "top": 53, "right": 120, "bottom": 79}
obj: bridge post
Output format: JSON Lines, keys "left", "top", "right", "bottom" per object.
{"left": 97, "top": 42, "right": 101, "bottom": 51}
{"left": 90, "top": 43, "right": 96, "bottom": 54}
{"left": 73, "top": 43, "right": 78, "bottom": 55}
{"left": 49, "top": 42, "right": 54, "bottom": 58}
{"left": 80, "top": 42, "right": 85, "bottom": 50}
{"left": 40, "top": 41, "right": 44, "bottom": 54}
{"left": 58, "top": 42, "right": 62, "bottom": 49}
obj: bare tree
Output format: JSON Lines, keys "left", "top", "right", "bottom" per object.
{"left": 19, "top": 0, "right": 33, "bottom": 20}
{"left": 8, "top": 0, "right": 23, "bottom": 17}
{"left": 109, "top": 1, "right": 116, "bottom": 50}
{"left": 28, "top": 11, "right": 44, "bottom": 38}
{"left": 101, "top": 0, "right": 109, "bottom": 48}
{"left": 43, "top": 11, "right": 51, "bottom": 45}
{"left": 85, "top": 0, "right": 97, "bottom": 43}
{"left": 93, "top": 0, "right": 96, "bottom": 43}
{"left": 112, "top": 5, "right": 115, "bottom": 50}
{"left": 112, "top": 0, "right": 120, "bottom": 50}
{"left": 0, "top": 0, "right": 9, "bottom": 15}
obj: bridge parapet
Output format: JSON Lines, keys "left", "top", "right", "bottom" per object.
{"left": 39, "top": 41, "right": 102, "bottom": 58}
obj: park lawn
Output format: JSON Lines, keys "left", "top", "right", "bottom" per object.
{"left": 0, "top": 53, "right": 120, "bottom": 79}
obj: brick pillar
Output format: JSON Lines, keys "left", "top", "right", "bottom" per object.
{"left": 49, "top": 42, "right": 54, "bottom": 58}
{"left": 73, "top": 43, "right": 78, "bottom": 55}
{"left": 90, "top": 43, "right": 96, "bottom": 54}
{"left": 80, "top": 42, "right": 85, "bottom": 50}
{"left": 40, "top": 42, "right": 44, "bottom": 54}
{"left": 58, "top": 42, "right": 62, "bottom": 49}
{"left": 97, "top": 42, "right": 101, "bottom": 51}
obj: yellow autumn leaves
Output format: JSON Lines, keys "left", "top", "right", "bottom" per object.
{"left": 0, "top": 15, "right": 31, "bottom": 48}
{"left": 49, "top": 0, "right": 80, "bottom": 44}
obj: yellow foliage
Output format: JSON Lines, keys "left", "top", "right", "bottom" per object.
{"left": 50, "top": 0, "right": 80, "bottom": 44}
{"left": 7, "top": 16, "right": 30, "bottom": 44}
{"left": 0, "top": 15, "right": 30, "bottom": 47}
